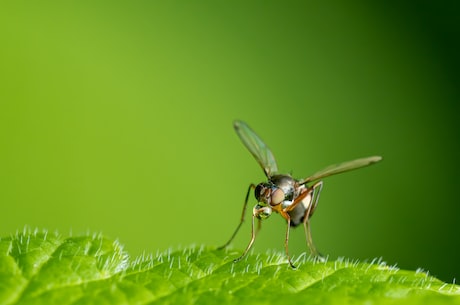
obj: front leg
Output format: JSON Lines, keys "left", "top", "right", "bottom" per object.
{"left": 218, "top": 183, "right": 255, "bottom": 250}
{"left": 233, "top": 210, "right": 257, "bottom": 263}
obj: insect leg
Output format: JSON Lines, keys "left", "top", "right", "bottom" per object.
{"left": 218, "top": 183, "right": 255, "bottom": 250}
{"left": 309, "top": 180, "right": 323, "bottom": 217}
{"left": 280, "top": 210, "right": 296, "bottom": 269}
{"left": 233, "top": 212, "right": 257, "bottom": 263}
{"left": 303, "top": 181, "right": 325, "bottom": 259}
{"left": 255, "top": 218, "right": 262, "bottom": 236}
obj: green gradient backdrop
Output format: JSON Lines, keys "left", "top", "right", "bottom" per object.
{"left": 1, "top": 1, "right": 459, "bottom": 282}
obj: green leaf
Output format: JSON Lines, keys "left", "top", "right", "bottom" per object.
{"left": 1, "top": 229, "right": 459, "bottom": 305}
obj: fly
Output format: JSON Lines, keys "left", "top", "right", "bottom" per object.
{"left": 219, "top": 120, "right": 382, "bottom": 268}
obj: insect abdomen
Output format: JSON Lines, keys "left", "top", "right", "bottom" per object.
{"left": 287, "top": 191, "right": 312, "bottom": 227}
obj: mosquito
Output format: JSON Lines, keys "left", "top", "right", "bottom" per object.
{"left": 219, "top": 120, "right": 382, "bottom": 268}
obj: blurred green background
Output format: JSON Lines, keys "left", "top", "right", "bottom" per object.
{"left": 1, "top": 1, "right": 459, "bottom": 282}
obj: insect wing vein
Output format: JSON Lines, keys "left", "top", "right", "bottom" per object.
{"left": 300, "top": 156, "right": 382, "bottom": 184}
{"left": 233, "top": 120, "right": 278, "bottom": 177}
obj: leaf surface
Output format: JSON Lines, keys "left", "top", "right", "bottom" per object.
{"left": 1, "top": 229, "right": 459, "bottom": 305}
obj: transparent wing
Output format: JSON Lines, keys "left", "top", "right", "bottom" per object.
{"left": 299, "top": 156, "right": 382, "bottom": 184}
{"left": 233, "top": 120, "right": 278, "bottom": 177}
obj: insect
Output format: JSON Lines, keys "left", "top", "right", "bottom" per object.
{"left": 219, "top": 120, "right": 382, "bottom": 268}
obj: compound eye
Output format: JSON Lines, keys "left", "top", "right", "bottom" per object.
{"left": 270, "top": 188, "right": 285, "bottom": 206}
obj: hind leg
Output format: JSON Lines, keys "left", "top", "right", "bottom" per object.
{"left": 302, "top": 181, "right": 325, "bottom": 260}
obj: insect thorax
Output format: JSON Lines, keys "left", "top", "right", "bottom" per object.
{"left": 269, "top": 174, "right": 296, "bottom": 201}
